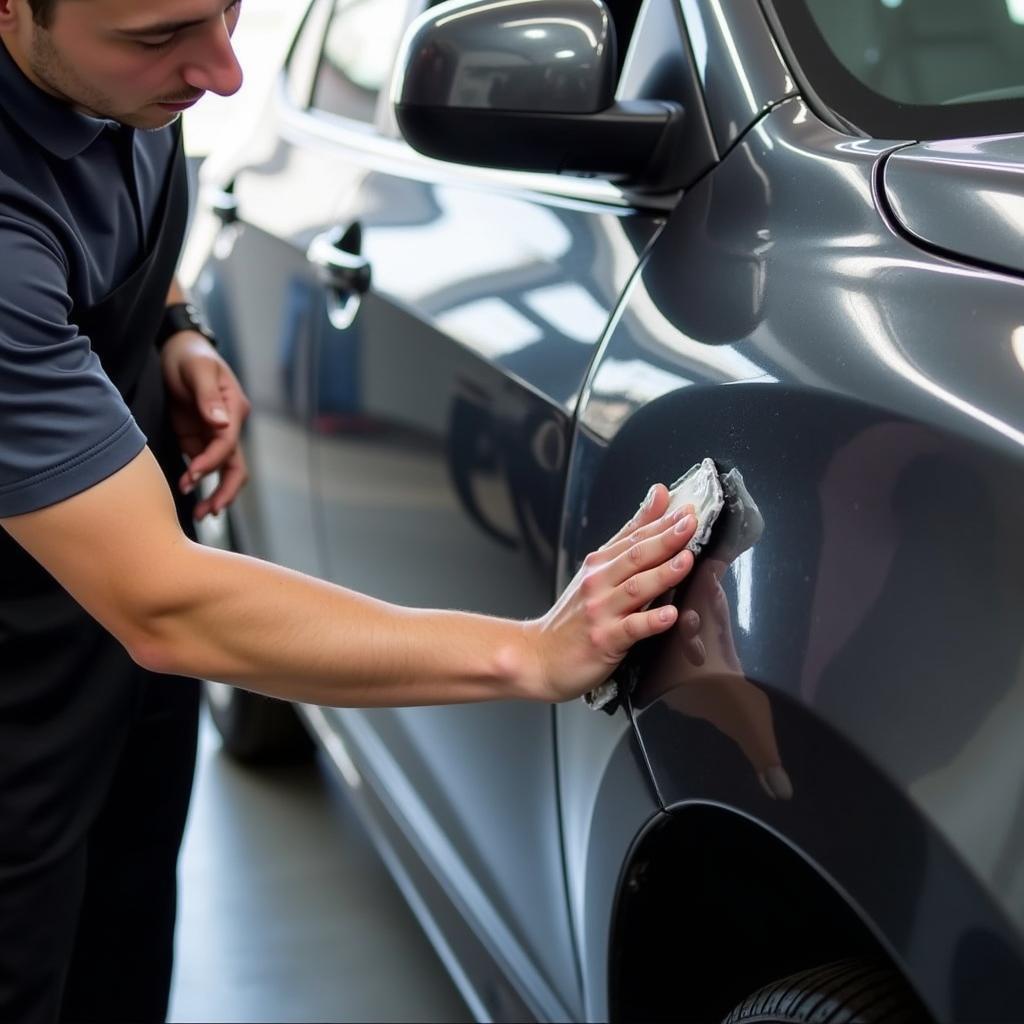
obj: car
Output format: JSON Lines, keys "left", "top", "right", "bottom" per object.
{"left": 180, "top": 0, "right": 1024, "bottom": 1019}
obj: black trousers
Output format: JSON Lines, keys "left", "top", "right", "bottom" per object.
{"left": 0, "top": 591, "right": 199, "bottom": 1024}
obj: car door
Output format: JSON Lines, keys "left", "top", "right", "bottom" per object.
{"left": 180, "top": 0, "right": 381, "bottom": 578}
{"left": 298, "top": 0, "right": 713, "bottom": 1016}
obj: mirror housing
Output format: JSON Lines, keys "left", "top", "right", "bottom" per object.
{"left": 392, "top": 0, "right": 684, "bottom": 184}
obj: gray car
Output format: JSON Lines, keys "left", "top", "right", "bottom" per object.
{"left": 183, "top": 0, "right": 1024, "bottom": 1019}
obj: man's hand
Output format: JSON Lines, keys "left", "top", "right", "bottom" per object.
{"left": 524, "top": 484, "right": 698, "bottom": 703}
{"left": 160, "top": 332, "right": 251, "bottom": 519}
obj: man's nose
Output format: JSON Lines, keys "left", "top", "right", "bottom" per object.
{"left": 181, "top": 19, "right": 244, "bottom": 98}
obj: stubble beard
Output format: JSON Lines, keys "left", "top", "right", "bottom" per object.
{"left": 28, "top": 27, "right": 176, "bottom": 130}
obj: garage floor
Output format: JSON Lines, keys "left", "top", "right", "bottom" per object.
{"left": 168, "top": 711, "right": 473, "bottom": 1023}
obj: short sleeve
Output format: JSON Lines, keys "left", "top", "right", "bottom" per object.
{"left": 0, "top": 214, "right": 146, "bottom": 517}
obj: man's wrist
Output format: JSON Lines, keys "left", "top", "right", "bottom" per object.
{"left": 157, "top": 302, "right": 217, "bottom": 350}
{"left": 496, "top": 620, "right": 550, "bottom": 703}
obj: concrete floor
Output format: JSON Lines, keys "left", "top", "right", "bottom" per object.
{"left": 168, "top": 712, "right": 473, "bottom": 1023}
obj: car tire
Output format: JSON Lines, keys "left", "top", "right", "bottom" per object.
{"left": 722, "top": 958, "right": 929, "bottom": 1024}
{"left": 205, "top": 680, "right": 314, "bottom": 764}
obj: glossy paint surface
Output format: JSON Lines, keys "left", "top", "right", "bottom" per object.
{"left": 190, "top": 4, "right": 667, "bottom": 1007}
{"left": 677, "top": 0, "right": 796, "bottom": 152}
{"left": 568, "top": 97, "right": 1024, "bottom": 1019}
{"left": 553, "top": 698, "right": 662, "bottom": 1022}
{"left": 616, "top": 0, "right": 717, "bottom": 190}
{"left": 189, "top": 0, "right": 1024, "bottom": 1017}
{"left": 885, "top": 132, "right": 1024, "bottom": 276}
{"left": 306, "top": 161, "right": 657, "bottom": 1019}
{"left": 397, "top": 0, "right": 615, "bottom": 113}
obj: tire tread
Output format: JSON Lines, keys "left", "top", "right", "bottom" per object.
{"left": 722, "top": 958, "right": 928, "bottom": 1024}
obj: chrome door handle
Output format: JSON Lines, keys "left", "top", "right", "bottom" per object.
{"left": 205, "top": 183, "right": 240, "bottom": 225}
{"left": 306, "top": 224, "right": 371, "bottom": 330}
{"left": 306, "top": 226, "right": 371, "bottom": 296}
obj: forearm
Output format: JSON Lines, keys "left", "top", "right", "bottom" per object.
{"left": 4, "top": 452, "right": 695, "bottom": 711}
{"left": 136, "top": 540, "right": 536, "bottom": 706}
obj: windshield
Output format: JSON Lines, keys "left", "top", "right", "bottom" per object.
{"left": 764, "top": 0, "right": 1024, "bottom": 139}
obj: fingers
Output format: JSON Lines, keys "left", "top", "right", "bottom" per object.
{"left": 600, "top": 484, "right": 669, "bottom": 550}
{"left": 193, "top": 448, "right": 249, "bottom": 519}
{"left": 178, "top": 378, "right": 249, "bottom": 494}
{"left": 599, "top": 501, "right": 695, "bottom": 567}
{"left": 182, "top": 350, "right": 232, "bottom": 429}
{"left": 577, "top": 514, "right": 700, "bottom": 663}
{"left": 181, "top": 433, "right": 235, "bottom": 494}
{"left": 605, "top": 604, "right": 681, "bottom": 660}
{"left": 605, "top": 510, "right": 698, "bottom": 590}
{"left": 598, "top": 528, "right": 696, "bottom": 614}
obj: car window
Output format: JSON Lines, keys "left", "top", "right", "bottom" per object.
{"left": 766, "top": 0, "right": 1024, "bottom": 139}
{"left": 310, "top": 0, "right": 410, "bottom": 124}
{"left": 285, "top": 0, "right": 332, "bottom": 109}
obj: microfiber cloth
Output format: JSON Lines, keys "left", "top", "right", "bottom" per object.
{"left": 584, "top": 459, "right": 726, "bottom": 712}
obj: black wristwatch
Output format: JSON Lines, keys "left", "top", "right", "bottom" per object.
{"left": 156, "top": 302, "right": 217, "bottom": 350}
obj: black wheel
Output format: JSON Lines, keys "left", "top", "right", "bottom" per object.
{"left": 722, "top": 958, "right": 930, "bottom": 1024}
{"left": 205, "top": 680, "right": 314, "bottom": 764}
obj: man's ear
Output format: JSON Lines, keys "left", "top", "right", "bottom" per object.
{"left": 0, "top": 0, "right": 20, "bottom": 32}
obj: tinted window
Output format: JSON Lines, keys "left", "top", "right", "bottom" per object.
{"left": 311, "top": 0, "right": 410, "bottom": 123}
{"left": 285, "top": 0, "right": 332, "bottom": 109}
{"left": 767, "top": 0, "right": 1024, "bottom": 139}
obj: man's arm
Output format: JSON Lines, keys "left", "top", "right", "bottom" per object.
{"left": 2, "top": 449, "right": 697, "bottom": 706}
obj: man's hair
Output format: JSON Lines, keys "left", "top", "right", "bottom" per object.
{"left": 27, "top": 0, "right": 60, "bottom": 27}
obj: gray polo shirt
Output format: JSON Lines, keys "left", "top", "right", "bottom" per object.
{"left": 0, "top": 40, "right": 178, "bottom": 518}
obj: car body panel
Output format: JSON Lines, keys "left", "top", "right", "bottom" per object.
{"left": 554, "top": 668, "right": 663, "bottom": 1021}
{"left": 187, "top": 0, "right": 1024, "bottom": 1017}
{"left": 567, "top": 97, "right": 1024, "bottom": 1019}
{"left": 884, "top": 133, "right": 1024, "bottom": 276}
{"left": 186, "top": 125, "right": 353, "bottom": 577}
{"left": 616, "top": 0, "right": 718, "bottom": 191}
{"left": 304, "top": 127, "right": 663, "bottom": 1021}
{"left": 677, "top": 0, "right": 796, "bottom": 153}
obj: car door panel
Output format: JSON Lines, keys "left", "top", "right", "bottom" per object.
{"left": 184, "top": 120, "right": 365, "bottom": 575}
{"left": 311, "top": 167, "right": 662, "bottom": 1016}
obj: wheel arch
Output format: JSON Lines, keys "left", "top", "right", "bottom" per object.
{"left": 606, "top": 803, "right": 925, "bottom": 1022}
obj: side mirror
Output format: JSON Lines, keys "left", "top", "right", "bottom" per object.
{"left": 391, "top": 0, "right": 684, "bottom": 184}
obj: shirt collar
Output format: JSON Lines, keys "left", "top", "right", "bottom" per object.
{"left": 0, "top": 38, "right": 122, "bottom": 159}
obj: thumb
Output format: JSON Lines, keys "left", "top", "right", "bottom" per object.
{"left": 184, "top": 359, "right": 230, "bottom": 426}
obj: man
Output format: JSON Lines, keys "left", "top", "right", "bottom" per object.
{"left": 0, "top": 1, "right": 699, "bottom": 1021}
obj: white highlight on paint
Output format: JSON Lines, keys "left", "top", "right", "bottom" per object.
{"left": 1012, "top": 325, "right": 1024, "bottom": 373}
{"left": 436, "top": 297, "right": 543, "bottom": 356}
{"left": 524, "top": 282, "right": 608, "bottom": 342}
{"left": 302, "top": 706, "right": 362, "bottom": 789}
{"left": 733, "top": 547, "right": 754, "bottom": 634}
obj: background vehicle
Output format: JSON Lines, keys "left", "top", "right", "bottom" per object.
{"left": 181, "top": 0, "right": 1024, "bottom": 1019}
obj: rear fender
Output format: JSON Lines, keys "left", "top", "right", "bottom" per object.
{"left": 561, "top": 382, "right": 1024, "bottom": 1020}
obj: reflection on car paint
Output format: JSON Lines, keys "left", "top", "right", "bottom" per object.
{"left": 634, "top": 467, "right": 792, "bottom": 800}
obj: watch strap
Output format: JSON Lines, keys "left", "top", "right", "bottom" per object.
{"left": 156, "top": 302, "right": 217, "bottom": 349}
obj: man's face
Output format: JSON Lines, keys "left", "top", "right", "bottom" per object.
{"left": 18, "top": 0, "right": 244, "bottom": 129}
